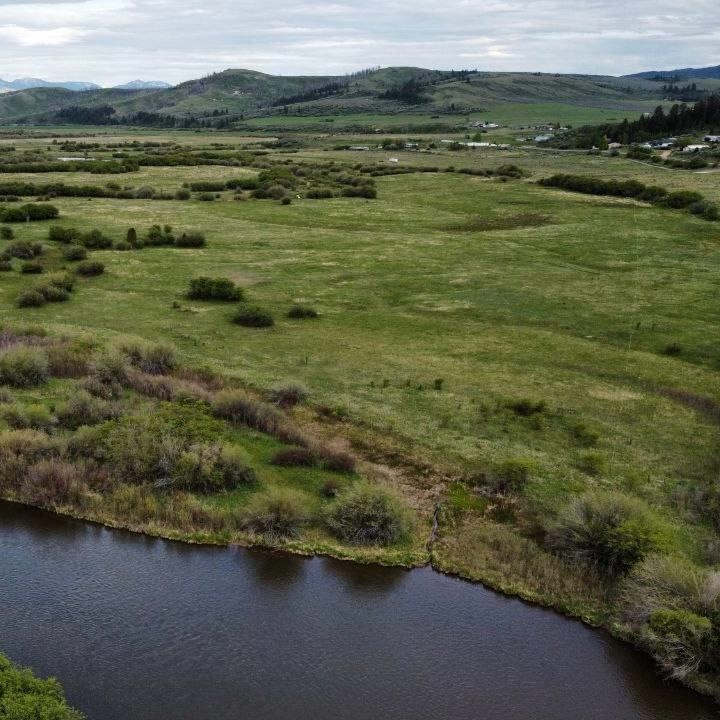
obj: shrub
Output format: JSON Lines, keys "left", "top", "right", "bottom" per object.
{"left": 20, "top": 261, "right": 43, "bottom": 274}
{"left": 115, "top": 241, "right": 131, "bottom": 251}
{"left": 232, "top": 304, "right": 274, "bottom": 328}
{"left": 2, "top": 403, "right": 55, "bottom": 431}
{"left": 325, "top": 483, "right": 410, "bottom": 545}
{"left": 287, "top": 304, "right": 318, "bottom": 319}
{"left": 62, "top": 244, "right": 87, "bottom": 261}
{"left": 575, "top": 451, "right": 607, "bottom": 476}
{"left": 6, "top": 241, "right": 40, "bottom": 259}
{"left": 547, "top": 492, "right": 660, "bottom": 576}
{"left": 268, "top": 382, "right": 308, "bottom": 407}
{"left": 321, "top": 478, "right": 341, "bottom": 497}
{"left": 175, "top": 232, "right": 206, "bottom": 248}
{"left": 171, "top": 443, "right": 256, "bottom": 494}
{"left": 211, "top": 389, "right": 307, "bottom": 445}
{"left": 0, "top": 225, "right": 12, "bottom": 239}
{"left": 24, "top": 459, "right": 82, "bottom": 506}
{"left": 79, "top": 229, "right": 113, "bottom": 249}
{"left": 270, "top": 446, "right": 315, "bottom": 467}
{"left": 56, "top": 390, "right": 115, "bottom": 429}
{"left": 48, "top": 226, "right": 80, "bottom": 243}
{"left": 174, "top": 189, "right": 191, "bottom": 200}
{"left": 0, "top": 345, "right": 49, "bottom": 387}
{"left": 136, "top": 343, "right": 176, "bottom": 375}
{"left": 663, "top": 342, "right": 682, "bottom": 356}
{"left": 0, "top": 653, "right": 84, "bottom": 720}
{"left": 487, "top": 457, "right": 534, "bottom": 494}
{"left": 187, "top": 277, "right": 242, "bottom": 301}
{"left": 240, "top": 487, "right": 309, "bottom": 539}
{"left": 646, "top": 609, "right": 712, "bottom": 679}
{"left": 0, "top": 260, "right": 11, "bottom": 271}
{"left": 76, "top": 260, "right": 105, "bottom": 276}
{"left": 319, "top": 444, "right": 356, "bottom": 473}
{"left": 0, "top": 203, "right": 59, "bottom": 222}
{"left": 16, "top": 289, "right": 46, "bottom": 308}
{"left": 37, "top": 284, "right": 69, "bottom": 303}
{"left": 507, "top": 398, "right": 546, "bottom": 416}
{"left": 47, "top": 343, "right": 90, "bottom": 378}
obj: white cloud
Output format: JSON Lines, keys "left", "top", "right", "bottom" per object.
{"left": 0, "top": 24, "right": 86, "bottom": 46}
{"left": 0, "top": 0, "right": 717, "bottom": 84}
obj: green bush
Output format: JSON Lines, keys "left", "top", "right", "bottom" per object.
{"left": 0, "top": 653, "right": 83, "bottom": 720}
{"left": 646, "top": 608, "right": 712, "bottom": 679}
{"left": 187, "top": 277, "right": 242, "bottom": 301}
{"left": 507, "top": 398, "right": 547, "bottom": 416}
{"left": 56, "top": 390, "right": 115, "bottom": 429}
{"left": 2, "top": 403, "right": 55, "bottom": 431}
{"left": 37, "top": 284, "right": 70, "bottom": 303}
{"left": 48, "top": 226, "right": 80, "bottom": 243}
{"left": 171, "top": 444, "right": 256, "bottom": 493}
{"left": 62, "top": 245, "right": 87, "bottom": 261}
{"left": 20, "top": 261, "right": 43, "bottom": 274}
{"left": 0, "top": 259, "right": 12, "bottom": 271}
{"left": 268, "top": 382, "right": 308, "bottom": 407}
{"left": 79, "top": 229, "right": 113, "bottom": 249}
{"left": 325, "top": 483, "right": 410, "bottom": 545}
{"left": 232, "top": 304, "right": 274, "bottom": 327}
{"left": 270, "top": 446, "right": 315, "bottom": 467}
{"left": 7, "top": 241, "right": 38, "bottom": 259}
{"left": 287, "top": 304, "right": 318, "bottom": 319}
{"left": 240, "top": 487, "right": 309, "bottom": 538}
{"left": 547, "top": 492, "right": 659, "bottom": 576}
{"left": 76, "top": 260, "right": 105, "bottom": 276}
{"left": 175, "top": 232, "right": 206, "bottom": 247}
{"left": 16, "top": 289, "right": 46, "bottom": 308}
{"left": 0, "top": 345, "right": 49, "bottom": 387}
{"left": 0, "top": 225, "right": 13, "bottom": 239}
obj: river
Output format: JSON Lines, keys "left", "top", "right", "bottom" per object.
{"left": 1, "top": 501, "right": 717, "bottom": 719}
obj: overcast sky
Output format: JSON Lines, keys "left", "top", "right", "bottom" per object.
{"left": 0, "top": 0, "right": 718, "bottom": 85}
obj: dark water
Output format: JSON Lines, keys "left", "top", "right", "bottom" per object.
{"left": 1, "top": 502, "right": 717, "bottom": 720}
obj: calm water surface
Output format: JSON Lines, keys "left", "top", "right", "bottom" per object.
{"left": 1, "top": 501, "right": 717, "bottom": 720}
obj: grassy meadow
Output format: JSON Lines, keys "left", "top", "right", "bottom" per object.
{"left": 2, "top": 128, "right": 720, "bottom": 693}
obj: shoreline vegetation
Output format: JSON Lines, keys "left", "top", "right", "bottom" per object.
{"left": 0, "top": 326, "right": 718, "bottom": 703}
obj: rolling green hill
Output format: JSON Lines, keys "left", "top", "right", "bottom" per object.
{"left": 0, "top": 66, "right": 699, "bottom": 125}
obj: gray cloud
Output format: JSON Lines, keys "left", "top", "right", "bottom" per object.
{"left": 0, "top": 0, "right": 717, "bottom": 84}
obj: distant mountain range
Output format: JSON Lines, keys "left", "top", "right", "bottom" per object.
{"left": 0, "top": 78, "right": 100, "bottom": 92}
{"left": 0, "top": 77, "right": 171, "bottom": 92}
{"left": 625, "top": 64, "right": 720, "bottom": 80}
{"left": 0, "top": 65, "right": 719, "bottom": 125}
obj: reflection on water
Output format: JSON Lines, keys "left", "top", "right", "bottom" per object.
{"left": 1, "top": 501, "right": 717, "bottom": 720}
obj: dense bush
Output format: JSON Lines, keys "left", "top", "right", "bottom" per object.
{"left": 547, "top": 492, "right": 659, "bottom": 576}
{"left": 268, "top": 382, "right": 308, "bottom": 407}
{"left": 2, "top": 403, "right": 55, "bottom": 431}
{"left": 0, "top": 653, "right": 83, "bottom": 720}
{"left": 79, "top": 229, "right": 113, "bottom": 249}
{"left": 37, "top": 284, "right": 70, "bottom": 303}
{"left": 0, "top": 225, "right": 13, "bottom": 239}
{"left": 287, "top": 304, "right": 318, "bottom": 319}
{"left": 325, "top": 483, "right": 409, "bottom": 545}
{"left": 6, "top": 240, "right": 41, "bottom": 259}
{"left": 232, "top": 304, "right": 274, "bottom": 327}
{"left": 0, "top": 203, "right": 59, "bottom": 222}
{"left": 48, "top": 226, "right": 80, "bottom": 244}
{"left": 16, "top": 289, "right": 46, "bottom": 308}
{"left": 76, "top": 260, "right": 105, "bottom": 276}
{"left": 240, "top": 487, "right": 309, "bottom": 538}
{"left": 62, "top": 245, "right": 88, "bottom": 261}
{"left": 539, "top": 174, "right": 717, "bottom": 221}
{"left": 270, "top": 446, "right": 315, "bottom": 467}
{"left": 0, "top": 346, "right": 49, "bottom": 387}
{"left": 174, "top": 231, "right": 206, "bottom": 248}
{"left": 56, "top": 390, "right": 115, "bottom": 429}
{"left": 187, "top": 277, "right": 242, "bottom": 301}
{"left": 20, "top": 261, "right": 43, "bottom": 274}
{"left": 171, "top": 443, "right": 256, "bottom": 493}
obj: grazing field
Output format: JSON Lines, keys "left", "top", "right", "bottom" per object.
{"left": 2, "top": 129, "right": 720, "bottom": 695}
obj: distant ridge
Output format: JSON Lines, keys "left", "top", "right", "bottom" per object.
{"left": 625, "top": 64, "right": 720, "bottom": 80}
{"left": 0, "top": 77, "right": 100, "bottom": 92}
